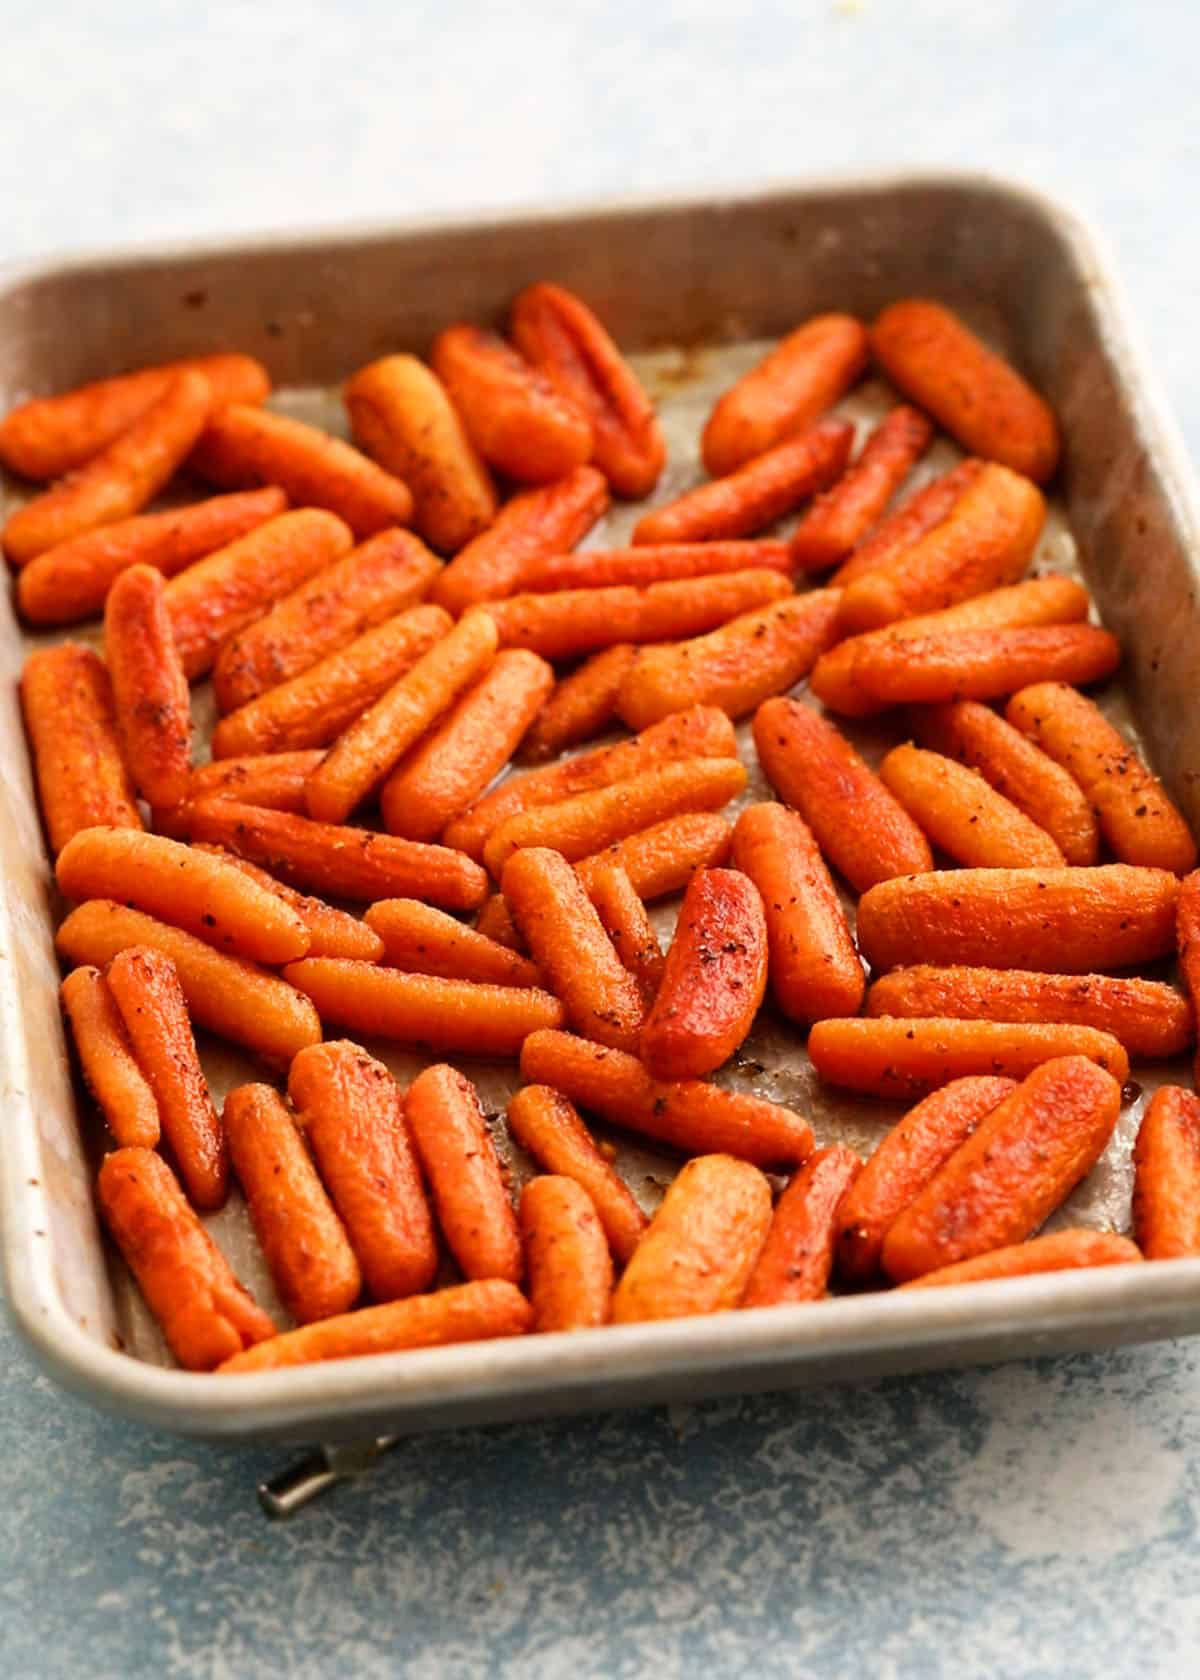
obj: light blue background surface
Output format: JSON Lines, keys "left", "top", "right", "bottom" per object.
{"left": 2, "top": 3, "right": 1198, "bottom": 1675}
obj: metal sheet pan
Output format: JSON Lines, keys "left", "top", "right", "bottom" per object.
{"left": 3, "top": 172, "right": 1200, "bottom": 1444}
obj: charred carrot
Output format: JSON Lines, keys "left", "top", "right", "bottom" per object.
{"left": 900, "top": 1229, "right": 1142, "bottom": 1289}
{"left": 611, "top": 1154, "right": 772, "bottom": 1322}
{"left": 520, "top": 1176, "right": 613, "bottom": 1331}
{"left": 103, "top": 563, "right": 192, "bottom": 808}
{"left": 183, "top": 750, "right": 326, "bottom": 816}
{"left": 364, "top": 897, "right": 540, "bottom": 987}
{"left": 192, "top": 844, "right": 384, "bottom": 962}
{"left": 1178, "top": 872, "right": 1200, "bottom": 1089}
{"left": 20, "top": 643, "right": 141, "bottom": 854}
{"left": 831, "top": 459, "right": 985, "bottom": 587}
{"left": 519, "top": 644, "right": 636, "bottom": 763}
{"left": 405, "top": 1064, "right": 522, "bottom": 1281}
{"left": 520, "top": 540, "right": 793, "bottom": 593}
{"left": 574, "top": 812, "right": 734, "bottom": 900}
{"left": 431, "top": 323, "right": 593, "bottom": 483}
{"left": 1133, "top": 1086, "right": 1200, "bottom": 1259}
{"left": 730, "top": 802, "right": 864, "bottom": 1024}
{"left": 586, "top": 862, "right": 665, "bottom": 1002}
{"left": 789, "top": 406, "right": 933, "bottom": 571}
{"left": 879, "top": 742, "right": 1066, "bottom": 867}
{"left": 60, "top": 966, "right": 160, "bottom": 1148}
{"left": 506, "top": 1085, "right": 648, "bottom": 1263}
{"left": 842, "top": 624, "right": 1121, "bottom": 710}
{"left": 741, "top": 1145, "right": 862, "bottom": 1307}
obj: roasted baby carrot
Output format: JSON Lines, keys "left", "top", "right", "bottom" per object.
{"left": 97, "top": 1148, "right": 275, "bottom": 1371}
{"left": 519, "top": 644, "right": 636, "bottom": 763}
{"left": 1178, "top": 872, "right": 1200, "bottom": 1088}
{"left": 871, "top": 298, "right": 1061, "bottom": 482}
{"left": 586, "top": 861, "right": 665, "bottom": 1002}
{"left": 288, "top": 1040, "right": 438, "bottom": 1300}
{"left": 184, "top": 750, "right": 326, "bottom": 816}
{"left": 857, "top": 864, "right": 1180, "bottom": 974}
{"left": 506, "top": 1085, "right": 648, "bottom": 1263}
{"left": 574, "top": 812, "right": 734, "bottom": 900}
{"left": 380, "top": 648, "right": 554, "bottom": 839}
{"left": 808, "top": 1016, "right": 1129, "bottom": 1099}
{"left": 510, "top": 281, "right": 665, "bottom": 498}
{"left": 223, "top": 1083, "right": 362, "bottom": 1323}
{"left": 191, "top": 844, "right": 384, "bottom": 962}
{"left": 15, "top": 487, "right": 287, "bottom": 626}
{"left": 701, "top": 313, "right": 870, "bottom": 477}
{"left": 616, "top": 589, "right": 842, "bottom": 729}
{"left": 867, "top": 966, "right": 1192, "bottom": 1060}
{"left": 611, "top": 1154, "right": 773, "bottom": 1323}
{"left": 431, "top": 323, "right": 593, "bottom": 483}
{"left": 475, "top": 893, "right": 522, "bottom": 949}
{"left": 405, "top": 1063, "right": 522, "bottom": 1282}
{"left": 3, "top": 370, "right": 213, "bottom": 564}
{"left": 1132, "top": 1086, "right": 1200, "bottom": 1259}
{"left": 106, "top": 945, "right": 228, "bottom": 1210}
{"left": 789, "top": 406, "right": 933, "bottom": 571}
{"left": 56, "top": 900, "right": 321, "bottom": 1065}
{"left": 20, "top": 643, "right": 142, "bottom": 854}
{"left": 520, "top": 540, "right": 793, "bottom": 593}
{"left": 520, "top": 1029, "right": 813, "bottom": 1166}
{"left": 900, "top": 1230, "right": 1142, "bottom": 1289}
{"left": 879, "top": 742, "right": 1066, "bottom": 867}
{"left": 633, "top": 420, "right": 853, "bottom": 546}
{"left": 741, "top": 1144, "right": 863, "bottom": 1307}
{"left": 211, "top": 527, "right": 441, "bottom": 712}
{"left": 840, "top": 624, "right": 1121, "bottom": 709}
{"left": 60, "top": 966, "right": 160, "bottom": 1148}
{"left": 730, "top": 803, "right": 864, "bottom": 1024}
{"left": 753, "top": 697, "right": 932, "bottom": 892}
{"left": 1006, "top": 682, "right": 1197, "bottom": 874}
{"left": 103, "top": 563, "right": 192, "bottom": 808}
{"left": 364, "top": 898, "right": 540, "bottom": 986}
{"left": 831, "top": 459, "right": 985, "bottom": 587}
{"left": 189, "top": 403, "right": 413, "bottom": 536}
{"left": 520, "top": 1176, "right": 613, "bottom": 1331}
{"left": 502, "top": 846, "right": 646, "bottom": 1052}
{"left": 881, "top": 1057, "right": 1121, "bottom": 1280}
{"left": 833, "top": 1076, "right": 1017, "bottom": 1283}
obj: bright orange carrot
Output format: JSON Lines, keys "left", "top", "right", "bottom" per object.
{"left": 364, "top": 897, "right": 539, "bottom": 986}
{"left": 20, "top": 643, "right": 142, "bottom": 854}
{"left": 881, "top": 1057, "right": 1121, "bottom": 1281}
{"left": 520, "top": 1029, "right": 813, "bottom": 1166}
{"left": 900, "top": 1230, "right": 1142, "bottom": 1289}
{"left": 879, "top": 742, "right": 1066, "bottom": 867}
{"left": 60, "top": 966, "right": 160, "bottom": 1148}
{"left": 510, "top": 281, "right": 665, "bottom": 498}
{"left": 633, "top": 420, "right": 853, "bottom": 546}
{"left": 106, "top": 945, "right": 228, "bottom": 1210}
{"left": 842, "top": 624, "right": 1121, "bottom": 709}
{"left": 741, "top": 1144, "right": 862, "bottom": 1307}
{"left": 831, "top": 459, "right": 985, "bottom": 586}
{"left": 191, "top": 844, "right": 383, "bottom": 962}
{"left": 611, "top": 1154, "right": 773, "bottom": 1322}
{"left": 586, "top": 862, "right": 665, "bottom": 1002}
{"left": 288, "top": 1040, "right": 438, "bottom": 1300}
{"left": 730, "top": 802, "right": 864, "bottom": 1025}
{"left": 380, "top": 649, "right": 554, "bottom": 839}
{"left": 1006, "top": 682, "right": 1196, "bottom": 874}
{"left": 520, "top": 540, "right": 794, "bottom": 593}
{"left": 506, "top": 1085, "right": 648, "bottom": 1263}
{"left": 103, "top": 563, "right": 192, "bottom": 808}
{"left": 857, "top": 864, "right": 1180, "bottom": 974}
{"left": 223, "top": 1083, "right": 362, "bottom": 1323}
{"left": 753, "top": 697, "right": 932, "bottom": 892}
{"left": 405, "top": 1064, "right": 522, "bottom": 1281}
{"left": 574, "top": 812, "right": 734, "bottom": 900}
{"left": 789, "top": 406, "right": 933, "bottom": 571}
{"left": 98, "top": 1148, "right": 275, "bottom": 1371}
{"left": 189, "top": 403, "right": 413, "bottom": 536}
{"left": 701, "top": 314, "right": 870, "bottom": 477}
{"left": 1178, "top": 872, "right": 1200, "bottom": 1089}
{"left": 431, "top": 323, "right": 593, "bottom": 483}
{"left": 183, "top": 750, "right": 325, "bottom": 816}
{"left": 1133, "top": 1086, "right": 1200, "bottom": 1259}
{"left": 519, "top": 644, "right": 636, "bottom": 763}
{"left": 871, "top": 298, "right": 1061, "bottom": 482}
{"left": 520, "top": 1176, "right": 613, "bottom": 1331}
{"left": 476, "top": 893, "right": 523, "bottom": 949}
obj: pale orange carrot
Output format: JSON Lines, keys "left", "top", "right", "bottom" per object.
{"left": 879, "top": 742, "right": 1066, "bottom": 867}
{"left": 831, "top": 459, "right": 985, "bottom": 586}
{"left": 741, "top": 1145, "right": 862, "bottom": 1306}
{"left": 1133, "top": 1086, "right": 1200, "bottom": 1259}
{"left": 520, "top": 1176, "right": 613, "bottom": 1331}
{"left": 60, "top": 966, "right": 160, "bottom": 1148}
{"left": 364, "top": 898, "right": 539, "bottom": 986}
{"left": 573, "top": 812, "right": 734, "bottom": 900}
{"left": 191, "top": 844, "right": 384, "bottom": 962}
{"left": 899, "top": 1230, "right": 1142, "bottom": 1288}
{"left": 586, "top": 862, "right": 665, "bottom": 1002}
{"left": 103, "top": 563, "right": 192, "bottom": 809}
{"left": 405, "top": 1063, "right": 522, "bottom": 1281}
{"left": 20, "top": 643, "right": 142, "bottom": 855}
{"left": 506, "top": 1085, "right": 648, "bottom": 1263}
{"left": 520, "top": 540, "right": 793, "bottom": 593}
{"left": 789, "top": 406, "right": 933, "bottom": 571}
{"left": 519, "top": 644, "right": 636, "bottom": 763}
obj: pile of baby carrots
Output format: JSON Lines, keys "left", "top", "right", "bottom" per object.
{"left": 7, "top": 282, "right": 1200, "bottom": 1379}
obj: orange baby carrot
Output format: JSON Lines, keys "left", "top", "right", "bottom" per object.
{"left": 520, "top": 1029, "right": 813, "bottom": 1166}
{"left": 20, "top": 643, "right": 142, "bottom": 854}
{"left": 789, "top": 406, "right": 934, "bottom": 571}
{"left": 211, "top": 527, "right": 441, "bottom": 712}
{"left": 616, "top": 588, "right": 842, "bottom": 729}
{"left": 741, "top": 1144, "right": 862, "bottom": 1307}
{"left": 345, "top": 354, "right": 497, "bottom": 554}
{"left": 611, "top": 1154, "right": 773, "bottom": 1322}
{"left": 880, "top": 1056, "right": 1121, "bottom": 1281}
{"left": 189, "top": 403, "right": 413, "bottom": 536}
{"left": 183, "top": 750, "right": 326, "bottom": 816}
{"left": 916, "top": 699, "right": 1100, "bottom": 866}
{"left": 520, "top": 1176, "right": 613, "bottom": 1331}
{"left": 879, "top": 742, "right": 1066, "bottom": 867}
{"left": 730, "top": 802, "right": 864, "bottom": 1024}
{"left": 1006, "top": 682, "right": 1196, "bottom": 874}
{"left": 574, "top": 812, "right": 734, "bottom": 900}
{"left": 506, "top": 1085, "right": 648, "bottom": 1263}
{"left": 432, "top": 465, "right": 608, "bottom": 614}
{"left": 3, "top": 370, "right": 213, "bottom": 564}
{"left": 753, "top": 697, "right": 932, "bottom": 892}
{"left": 364, "top": 898, "right": 540, "bottom": 986}
{"left": 831, "top": 459, "right": 985, "bottom": 586}
{"left": 586, "top": 862, "right": 665, "bottom": 1002}
{"left": 210, "top": 604, "right": 452, "bottom": 758}
{"left": 640, "top": 868, "right": 767, "bottom": 1078}
{"left": 510, "top": 281, "right": 665, "bottom": 498}
{"left": 520, "top": 540, "right": 794, "bottom": 594}
{"left": 633, "top": 420, "right": 853, "bottom": 546}
{"left": 1178, "top": 872, "right": 1200, "bottom": 1088}
{"left": 856, "top": 865, "right": 1180, "bottom": 974}
{"left": 217, "top": 1279, "right": 530, "bottom": 1373}
{"left": 833, "top": 1076, "right": 1017, "bottom": 1283}
{"left": 900, "top": 1229, "right": 1142, "bottom": 1289}
{"left": 56, "top": 900, "right": 322, "bottom": 1065}
{"left": 871, "top": 298, "right": 1061, "bottom": 482}
{"left": 15, "top": 487, "right": 287, "bottom": 626}
{"left": 97, "top": 1148, "right": 275, "bottom": 1371}
{"left": 502, "top": 846, "right": 646, "bottom": 1052}
{"left": 405, "top": 1063, "right": 522, "bottom": 1281}
{"left": 380, "top": 648, "right": 554, "bottom": 839}
{"left": 475, "top": 893, "right": 523, "bottom": 949}
{"left": 288, "top": 1040, "right": 438, "bottom": 1301}
{"left": 60, "top": 966, "right": 161, "bottom": 1148}
{"left": 867, "top": 966, "right": 1192, "bottom": 1060}
{"left": 844, "top": 624, "right": 1121, "bottom": 709}
{"left": 191, "top": 844, "right": 384, "bottom": 962}
{"left": 431, "top": 323, "right": 593, "bottom": 483}
{"left": 808, "top": 1017, "right": 1128, "bottom": 1099}
{"left": 305, "top": 608, "right": 499, "bottom": 823}
{"left": 223, "top": 1083, "right": 362, "bottom": 1323}
{"left": 103, "top": 563, "right": 192, "bottom": 809}
{"left": 701, "top": 313, "right": 870, "bottom": 477}
{"left": 1133, "top": 1086, "right": 1200, "bottom": 1259}
{"left": 519, "top": 644, "right": 636, "bottom": 763}
{"left": 106, "top": 945, "right": 228, "bottom": 1210}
